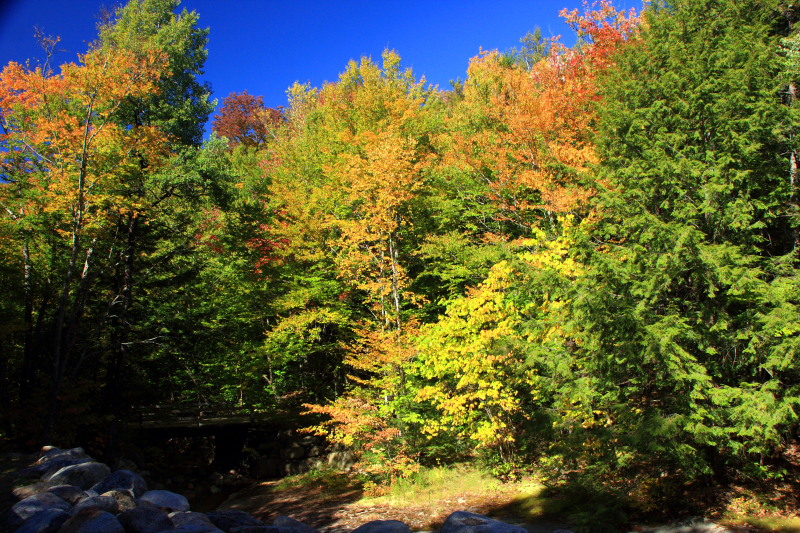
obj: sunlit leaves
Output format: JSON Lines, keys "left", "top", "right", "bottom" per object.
{"left": 441, "top": 1, "right": 639, "bottom": 229}
{"left": 0, "top": 45, "right": 169, "bottom": 240}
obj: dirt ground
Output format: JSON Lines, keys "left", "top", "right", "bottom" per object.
{"left": 218, "top": 478, "right": 574, "bottom": 533}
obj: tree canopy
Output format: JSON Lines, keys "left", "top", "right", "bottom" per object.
{"left": 1, "top": 0, "right": 799, "bottom": 520}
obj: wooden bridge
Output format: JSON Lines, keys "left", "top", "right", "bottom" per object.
{"left": 127, "top": 404, "right": 311, "bottom": 472}
{"left": 130, "top": 404, "right": 302, "bottom": 431}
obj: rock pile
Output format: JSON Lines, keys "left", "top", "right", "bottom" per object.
{"left": 3, "top": 446, "right": 543, "bottom": 533}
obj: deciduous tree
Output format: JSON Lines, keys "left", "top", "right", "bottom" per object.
{"left": 212, "top": 91, "right": 283, "bottom": 147}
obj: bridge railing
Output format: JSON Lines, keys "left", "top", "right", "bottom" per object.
{"left": 130, "top": 404, "right": 268, "bottom": 429}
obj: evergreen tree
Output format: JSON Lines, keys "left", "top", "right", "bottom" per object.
{"left": 566, "top": 0, "right": 800, "bottom": 480}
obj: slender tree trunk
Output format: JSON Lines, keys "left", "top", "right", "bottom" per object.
{"left": 44, "top": 103, "right": 93, "bottom": 444}
{"left": 0, "top": 336, "right": 10, "bottom": 437}
{"left": 388, "top": 234, "right": 402, "bottom": 333}
{"left": 105, "top": 212, "right": 139, "bottom": 459}
{"left": 44, "top": 238, "right": 81, "bottom": 443}
{"left": 19, "top": 240, "right": 36, "bottom": 402}
{"left": 785, "top": 81, "right": 799, "bottom": 253}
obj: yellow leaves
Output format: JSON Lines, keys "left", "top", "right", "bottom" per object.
{"left": 410, "top": 219, "right": 589, "bottom": 450}
{"left": 269, "top": 52, "right": 433, "bottom": 328}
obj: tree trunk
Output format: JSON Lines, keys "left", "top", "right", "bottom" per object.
{"left": 19, "top": 240, "right": 36, "bottom": 402}
{"left": 105, "top": 212, "right": 139, "bottom": 459}
{"left": 0, "top": 336, "right": 10, "bottom": 437}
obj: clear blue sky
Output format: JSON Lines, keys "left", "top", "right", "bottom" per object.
{"left": 0, "top": 1, "right": 636, "bottom": 121}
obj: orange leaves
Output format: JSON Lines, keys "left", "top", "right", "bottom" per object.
{"left": 448, "top": 50, "right": 593, "bottom": 221}
{"left": 0, "top": 37, "right": 171, "bottom": 246}
{"left": 445, "top": 2, "right": 640, "bottom": 225}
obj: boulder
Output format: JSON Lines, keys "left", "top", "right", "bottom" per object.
{"left": 164, "top": 526, "right": 225, "bottom": 533}
{"left": 272, "top": 516, "right": 319, "bottom": 533}
{"left": 36, "top": 447, "right": 89, "bottom": 467}
{"left": 439, "top": 512, "right": 528, "bottom": 533}
{"left": 279, "top": 445, "right": 306, "bottom": 460}
{"left": 170, "top": 511, "right": 216, "bottom": 528}
{"left": 38, "top": 446, "right": 84, "bottom": 460}
{"left": 47, "top": 484, "right": 87, "bottom": 505}
{"left": 230, "top": 526, "right": 284, "bottom": 533}
{"left": 326, "top": 450, "right": 355, "bottom": 470}
{"left": 255, "top": 457, "right": 281, "bottom": 478}
{"left": 59, "top": 509, "right": 125, "bottom": 533}
{"left": 70, "top": 495, "right": 119, "bottom": 515}
{"left": 91, "top": 469, "right": 148, "bottom": 497}
{"left": 118, "top": 506, "right": 175, "bottom": 533}
{"left": 101, "top": 489, "right": 138, "bottom": 513}
{"left": 139, "top": 489, "right": 191, "bottom": 512}
{"left": 13, "top": 482, "right": 53, "bottom": 500}
{"left": 6, "top": 492, "right": 72, "bottom": 529}
{"left": 21, "top": 448, "right": 93, "bottom": 478}
{"left": 45, "top": 462, "right": 111, "bottom": 489}
{"left": 14, "top": 508, "right": 70, "bottom": 533}
{"left": 306, "top": 446, "right": 326, "bottom": 458}
{"left": 351, "top": 520, "right": 412, "bottom": 533}
{"left": 206, "top": 509, "right": 266, "bottom": 532}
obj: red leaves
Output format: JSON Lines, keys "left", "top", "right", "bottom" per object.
{"left": 211, "top": 91, "right": 283, "bottom": 147}
{"left": 560, "top": 0, "right": 641, "bottom": 68}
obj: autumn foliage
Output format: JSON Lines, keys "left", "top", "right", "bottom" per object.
{"left": 5, "top": 0, "right": 800, "bottom": 518}
{"left": 444, "top": 0, "right": 638, "bottom": 226}
{"left": 212, "top": 90, "right": 283, "bottom": 147}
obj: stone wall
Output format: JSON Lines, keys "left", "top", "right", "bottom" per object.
{"left": 241, "top": 428, "right": 355, "bottom": 478}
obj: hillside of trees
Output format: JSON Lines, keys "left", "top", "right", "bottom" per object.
{"left": 2, "top": 0, "right": 800, "bottom": 516}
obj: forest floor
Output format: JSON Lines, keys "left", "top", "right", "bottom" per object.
{"left": 216, "top": 468, "right": 800, "bottom": 533}
{"left": 2, "top": 449, "right": 800, "bottom": 533}
{"left": 218, "top": 473, "right": 573, "bottom": 533}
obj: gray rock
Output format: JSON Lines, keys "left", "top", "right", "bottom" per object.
{"left": 101, "top": 489, "right": 138, "bottom": 513}
{"left": 326, "top": 450, "right": 355, "bottom": 469}
{"left": 280, "top": 446, "right": 306, "bottom": 460}
{"left": 47, "top": 484, "right": 86, "bottom": 505}
{"left": 59, "top": 509, "right": 125, "bottom": 533}
{"left": 306, "top": 446, "right": 326, "bottom": 458}
{"left": 206, "top": 509, "right": 266, "bottom": 532}
{"left": 20, "top": 448, "right": 93, "bottom": 478}
{"left": 13, "top": 482, "right": 53, "bottom": 500}
{"left": 14, "top": 508, "right": 70, "bottom": 533}
{"left": 230, "top": 526, "right": 284, "bottom": 533}
{"left": 118, "top": 506, "right": 175, "bottom": 533}
{"left": 41, "top": 458, "right": 95, "bottom": 479}
{"left": 36, "top": 447, "right": 89, "bottom": 466}
{"left": 139, "top": 489, "right": 191, "bottom": 512}
{"left": 45, "top": 462, "right": 111, "bottom": 489}
{"left": 6, "top": 492, "right": 72, "bottom": 529}
{"left": 164, "top": 526, "right": 224, "bottom": 533}
{"left": 273, "top": 516, "right": 319, "bottom": 533}
{"left": 170, "top": 511, "right": 216, "bottom": 528}
{"left": 351, "top": 520, "right": 412, "bottom": 533}
{"left": 439, "top": 512, "right": 528, "bottom": 533}
{"left": 633, "top": 519, "right": 732, "bottom": 533}
{"left": 255, "top": 457, "right": 281, "bottom": 478}
{"left": 91, "top": 469, "right": 148, "bottom": 497}
{"left": 70, "top": 495, "right": 118, "bottom": 515}
{"left": 38, "top": 446, "right": 84, "bottom": 459}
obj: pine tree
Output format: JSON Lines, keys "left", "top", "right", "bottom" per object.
{"left": 570, "top": 0, "right": 800, "bottom": 479}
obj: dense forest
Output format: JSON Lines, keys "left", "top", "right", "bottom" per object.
{"left": 2, "top": 0, "right": 800, "bottom": 513}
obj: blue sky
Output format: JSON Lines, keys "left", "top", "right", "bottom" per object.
{"left": 0, "top": 1, "right": 624, "bottom": 119}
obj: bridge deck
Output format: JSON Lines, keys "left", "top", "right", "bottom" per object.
{"left": 130, "top": 406, "right": 297, "bottom": 430}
